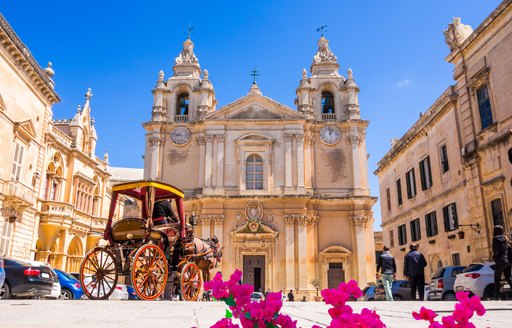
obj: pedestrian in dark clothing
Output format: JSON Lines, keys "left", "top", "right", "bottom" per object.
{"left": 377, "top": 245, "right": 397, "bottom": 301}
{"left": 492, "top": 225, "right": 512, "bottom": 300}
{"left": 504, "top": 231, "right": 512, "bottom": 288}
{"left": 287, "top": 289, "right": 295, "bottom": 302}
{"left": 403, "top": 243, "right": 427, "bottom": 300}
{"left": 152, "top": 199, "right": 177, "bottom": 225}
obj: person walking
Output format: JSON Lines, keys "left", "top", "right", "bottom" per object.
{"left": 403, "top": 243, "right": 427, "bottom": 300}
{"left": 376, "top": 245, "right": 397, "bottom": 301}
{"left": 492, "top": 225, "right": 512, "bottom": 300}
{"left": 287, "top": 289, "right": 295, "bottom": 302}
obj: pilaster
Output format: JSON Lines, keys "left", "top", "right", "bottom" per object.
{"left": 284, "top": 215, "right": 296, "bottom": 291}
{"left": 284, "top": 134, "right": 293, "bottom": 191}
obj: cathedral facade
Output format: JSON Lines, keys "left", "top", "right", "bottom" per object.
{"left": 143, "top": 36, "right": 376, "bottom": 297}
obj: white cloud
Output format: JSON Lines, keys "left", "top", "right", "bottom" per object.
{"left": 397, "top": 78, "right": 412, "bottom": 88}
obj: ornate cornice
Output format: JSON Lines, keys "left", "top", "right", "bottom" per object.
{"left": 0, "top": 13, "right": 60, "bottom": 104}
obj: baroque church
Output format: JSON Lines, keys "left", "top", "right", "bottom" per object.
{"left": 143, "top": 36, "right": 376, "bottom": 297}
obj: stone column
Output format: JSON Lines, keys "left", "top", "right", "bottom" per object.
{"left": 284, "top": 134, "right": 293, "bottom": 191}
{"left": 351, "top": 215, "right": 369, "bottom": 286}
{"left": 296, "top": 135, "right": 305, "bottom": 189}
{"left": 197, "top": 137, "right": 206, "bottom": 188}
{"left": 216, "top": 135, "right": 225, "bottom": 188}
{"left": 285, "top": 215, "right": 296, "bottom": 290}
{"left": 204, "top": 136, "right": 214, "bottom": 188}
{"left": 297, "top": 216, "right": 308, "bottom": 291}
{"left": 348, "top": 131, "right": 361, "bottom": 192}
{"left": 201, "top": 217, "right": 211, "bottom": 239}
{"left": 148, "top": 136, "right": 162, "bottom": 179}
{"left": 213, "top": 216, "right": 224, "bottom": 272}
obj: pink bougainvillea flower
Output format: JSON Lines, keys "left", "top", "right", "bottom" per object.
{"left": 211, "top": 318, "right": 240, "bottom": 328}
{"left": 412, "top": 306, "right": 437, "bottom": 322}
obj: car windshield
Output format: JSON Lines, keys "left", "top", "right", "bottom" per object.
{"left": 57, "top": 270, "right": 78, "bottom": 281}
{"left": 251, "top": 293, "right": 262, "bottom": 299}
{"left": 462, "top": 264, "right": 483, "bottom": 273}
{"left": 432, "top": 268, "right": 445, "bottom": 279}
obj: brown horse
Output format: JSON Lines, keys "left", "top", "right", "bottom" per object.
{"left": 190, "top": 236, "right": 222, "bottom": 282}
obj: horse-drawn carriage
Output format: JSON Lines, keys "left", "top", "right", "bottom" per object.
{"left": 79, "top": 180, "right": 221, "bottom": 301}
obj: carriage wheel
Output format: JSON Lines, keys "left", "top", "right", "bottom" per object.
{"left": 132, "top": 244, "right": 168, "bottom": 301}
{"left": 80, "top": 247, "right": 118, "bottom": 300}
{"left": 180, "top": 262, "right": 202, "bottom": 301}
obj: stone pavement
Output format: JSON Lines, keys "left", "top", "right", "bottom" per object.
{"left": 0, "top": 300, "right": 511, "bottom": 327}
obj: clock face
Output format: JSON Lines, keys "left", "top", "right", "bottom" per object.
{"left": 170, "top": 126, "right": 191, "bottom": 145}
{"left": 320, "top": 126, "right": 341, "bottom": 145}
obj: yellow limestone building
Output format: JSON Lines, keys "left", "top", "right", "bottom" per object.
{"left": 143, "top": 36, "right": 377, "bottom": 298}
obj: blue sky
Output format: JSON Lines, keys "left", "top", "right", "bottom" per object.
{"left": 1, "top": 0, "right": 502, "bottom": 230}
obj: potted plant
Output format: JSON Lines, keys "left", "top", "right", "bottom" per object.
{"left": 311, "top": 280, "right": 322, "bottom": 302}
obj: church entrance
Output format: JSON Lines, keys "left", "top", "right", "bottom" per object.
{"left": 243, "top": 255, "right": 265, "bottom": 292}
{"left": 327, "top": 263, "right": 345, "bottom": 289}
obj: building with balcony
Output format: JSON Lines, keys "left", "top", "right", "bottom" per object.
{"left": 0, "top": 12, "right": 59, "bottom": 259}
{"left": 0, "top": 14, "right": 113, "bottom": 272}
{"left": 375, "top": 0, "right": 512, "bottom": 280}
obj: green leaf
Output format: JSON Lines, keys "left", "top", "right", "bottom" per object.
{"left": 245, "top": 312, "right": 252, "bottom": 319}
{"left": 266, "top": 323, "right": 277, "bottom": 328}
{"left": 225, "top": 295, "right": 236, "bottom": 307}
{"left": 225, "top": 309, "right": 233, "bottom": 319}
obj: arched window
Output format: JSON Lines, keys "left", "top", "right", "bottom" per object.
{"left": 321, "top": 92, "right": 335, "bottom": 114}
{"left": 177, "top": 93, "right": 189, "bottom": 116}
{"left": 245, "top": 154, "right": 263, "bottom": 190}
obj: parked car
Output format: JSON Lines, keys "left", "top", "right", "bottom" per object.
{"left": 54, "top": 269, "right": 84, "bottom": 300}
{"left": 360, "top": 285, "right": 376, "bottom": 301}
{"left": 29, "top": 261, "right": 61, "bottom": 299}
{"left": 454, "top": 263, "right": 495, "bottom": 299}
{"left": 0, "top": 257, "right": 5, "bottom": 290}
{"left": 251, "top": 292, "right": 265, "bottom": 302}
{"left": 82, "top": 276, "right": 128, "bottom": 300}
{"left": 0, "top": 258, "right": 54, "bottom": 299}
{"left": 374, "top": 280, "right": 411, "bottom": 301}
{"left": 429, "top": 266, "right": 466, "bottom": 301}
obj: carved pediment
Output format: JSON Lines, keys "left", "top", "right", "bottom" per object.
{"left": 231, "top": 219, "right": 278, "bottom": 237}
{"left": 206, "top": 93, "right": 304, "bottom": 121}
{"left": 230, "top": 107, "right": 282, "bottom": 120}
{"left": 14, "top": 119, "right": 37, "bottom": 143}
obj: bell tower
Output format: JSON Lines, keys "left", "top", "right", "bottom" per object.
{"left": 296, "top": 36, "right": 360, "bottom": 122}
{"left": 150, "top": 37, "right": 216, "bottom": 124}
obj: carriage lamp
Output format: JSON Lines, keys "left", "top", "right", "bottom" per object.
{"left": 189, "top": 212, "right": 198, "bottom": 226}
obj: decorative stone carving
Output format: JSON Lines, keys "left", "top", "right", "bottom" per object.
{"left": 196, "top": 136, "right": 206, "bottom": 145}
{"left": 444, "top": 17, "right": 473, "bottom": 51}
{"left": 347, "top": 68, "right": 353, "bottom": 80}
{"left": 347, "top": 134, "right": 361, "bottom": 146}
{"left": 265, "top": 211, "right": 274, "bottom": 222}
{"left": 149, "top": 137, "right": 162, "bottom": 147}
{"left": 174, "top": 38, "right": 199, "bottom": 65}
{"left": 203, "top": 69, "right": 209, "bottom": 80}
{"left": 350, "top": 215, "right": 369, "bottom": 227}
{"left": 216, "top": 135, "right": 225, "bottom": 143}
{"left": 295, "top": 135, "right": 304, "bottom": 142}
{"left": 284, "top": 134, "right": 293, "bottom": 142}
{"left": 313, "top": 36, "right": 338, "bottom": 64}
{"left": 245, "top": 201, "right": 263, "bottom": 221}
{"left": 302, "top": 68, "right": 307, "bottom": 79}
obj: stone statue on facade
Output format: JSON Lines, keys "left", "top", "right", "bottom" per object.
{"left": 175, "top": 39, "right": 199, "bottom": 65}
{"left": 443, "top": 17, "right": 473, "bottom": 51}
{"left": 313, "top": 36, "right": 338, "bottom": 63}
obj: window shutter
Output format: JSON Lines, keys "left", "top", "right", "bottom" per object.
{"left": 443, "top": 206, "right": 449, "bottom": 232}
{"left": 452, "top": 203, "right": 458, "bottom": 229}
{"left": 419, "top": 160, "right": 426, "bottom": 190}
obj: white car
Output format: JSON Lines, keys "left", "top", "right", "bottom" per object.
{"left": 82, "top": 276, "right": 128, "bottom": 300}
{"left": 29, "top": 261, "right": 61, "bottom": 299}
{"left": 454, "top": 263, "right": 495, "bottom": 300}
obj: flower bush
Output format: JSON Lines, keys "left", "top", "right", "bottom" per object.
{"left": 412, "top": 291, "right": 486, "bottom": 328}
{"left": 205, "top": 270, "right": 486, "bottom": 328}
